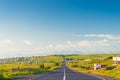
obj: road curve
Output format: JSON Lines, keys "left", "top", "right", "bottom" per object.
{"left": 14, "top": 65, "right": 105, "bottom": 80}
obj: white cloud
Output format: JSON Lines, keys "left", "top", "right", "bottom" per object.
{"left": 1, "top": 34, "right": 120, "bottom": 58}
{"left": 84, "top": 34, "right": 120, "bottom": 40}
{"left": 48, "top": 44, "right": 53, "bottom": 48}
{"left": 77, "top": 40, "right": 91, "bottom": 47}
{"left": 77, "top": 40, "right": 109, "bottom": 48}
{"left": 55, "top": 43, "right": 65, "bottom": 49}
{"left": 84, "top": 34, "right": 112, "bottom": 38}
{"left": 23, "top": 40, "right": 32, "bottom": 45}
{"left": 0, "top": 40, "right": 12, "bottom": 44}
{"left": 103, "top": 39, "right": 108, "bottom": 42}
{"left": 66, "top": 41, "right": 72, "bottom": 45}
{"left": 108, "top": 36, "right": 120, "bottom": 40}
{"left": 37, "top": 40, "right": 110, "bottom": 54}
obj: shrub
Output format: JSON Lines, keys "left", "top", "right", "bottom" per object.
{"left": 39, "top": 64, "right": 45, "bottom": 70}
{"left": 45, "top": 66, "right": 51, "bottom": 70}
{"left": 0, "top": 75, "right": 4, "bottom": 80}
{"left": 71, "top": 64, "right": 78, "bottom": 67}
{"left": 79, "top": 65, "right": 91, "bottom": 70}
{"left": 54, "top": 62, "right": 59, "bottom": 66}
{"left": 105, "top": 66, "right": 116, "bottom": 70}
{"left": 107, "top": 56, "right": 112, "bottom": 59}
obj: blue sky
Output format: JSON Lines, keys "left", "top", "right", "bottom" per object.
{"left": 0, "top": 0, "right": 120, "bottom": 58}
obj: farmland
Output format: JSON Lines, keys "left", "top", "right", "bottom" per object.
{"left": 66, "top": 54, "right": 120, "bottom": 79}
{"left": 0, "top": 55, "right": 63, "bottom": 80}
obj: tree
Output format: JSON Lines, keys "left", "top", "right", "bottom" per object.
{"left": 39, "top": 64, "right": 45, "bottom": 70}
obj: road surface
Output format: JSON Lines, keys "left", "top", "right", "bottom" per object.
{"left": 14, "top": 65, "right": 106, "bottom": 80}
{"left": 13, "top": 56, "right": 107, "bottom": 80}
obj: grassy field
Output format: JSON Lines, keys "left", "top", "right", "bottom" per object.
{"left": 1, "top": 54, "right": 120, "bottom": 79}
{"left": 0, "top": 55, "right": 63, "bottom": 80}
{"left": 66, "top": 54, "right": 120, "bottom": 79}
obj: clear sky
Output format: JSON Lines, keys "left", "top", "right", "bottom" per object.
{"left": 0, "top": 0, "right": 120, "bottom": 58}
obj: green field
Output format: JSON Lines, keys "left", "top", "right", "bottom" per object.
{"left": 66, "top": 54, "right": 120, "bottom": 79}
{"left": 1, "top": 54, "right": 120, "bottom": 80}
{"left": 0, "top": 55, "right": 63, "bottom": 80}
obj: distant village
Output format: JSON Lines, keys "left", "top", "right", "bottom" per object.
{"left": 0, "top": 56, "right": 61, "bottom": 72}
{"left": 0, "top": 56, "right": 60, "bottom": 64}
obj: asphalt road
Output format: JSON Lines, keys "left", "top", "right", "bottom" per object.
{"left": 14, "top": 57, "right": 106, "bottom": 80}
{"left": 14, "top": 65, "right": 105, "bottom": 80}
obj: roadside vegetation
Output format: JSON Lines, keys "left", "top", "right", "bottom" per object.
{"left": 0, "top": 55, "right": 63, "bottom": 80}
{"left": 66, "top": 54, "right": 120, "bottom": 79}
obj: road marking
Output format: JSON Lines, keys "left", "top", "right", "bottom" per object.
{"left": 28, "top": 78, "right": 34, "bottom": 80}
{"left": 63, "top": 55, "right": 66, "bottom": 80}
{"left": 85, "top": 73, "right": 106, "bottom": 80}
{"left": 63, "top": 68, "right": 66, "bottom": 80}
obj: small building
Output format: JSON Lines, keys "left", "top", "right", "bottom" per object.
{"left": 94, "top": 64, "right": 101, "bottom": 70}
{"left": 113, "top": 57, "right": 120, "bottom": 65}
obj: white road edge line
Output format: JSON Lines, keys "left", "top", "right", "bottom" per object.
{"left": 85, "top": 73, "right": 106, "bottom": 80}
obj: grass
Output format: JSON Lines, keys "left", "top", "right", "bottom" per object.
{"left": 0, "top": 55, "right": 63, "bottom": 80}
{"left": 2, "top": 54, "right": 120, "bottom": 79}
{"left": 66, "top": 54, "right": 120, "bottom": 79}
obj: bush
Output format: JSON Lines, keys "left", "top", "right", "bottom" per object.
{"left": 79, "top": 65, "right": 91, "bottom": 70}
{"left": 54, "top": 62, "right": 59, "bottom": 66}
{"left": 45, "top": 66, "right": 51, "bottom": 70}
{"left": 39, "top": 64, "right": 45, "bottom": 70}
{"left": 71, "top": 64, "right": 78, "bottom": 67}
{"left": 107, "top": 56, "right": 112, "bottom": 59}
{"left": 105, "top": 66, "right": 116, "bottom": 70}
{"left": 0, "top": 75, "right": 4, "bottom": 80}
